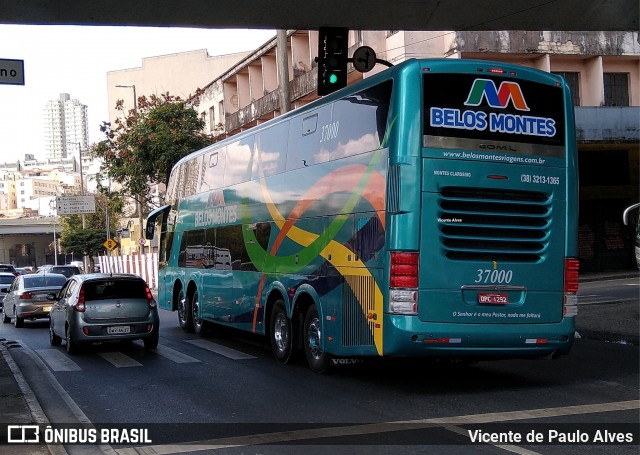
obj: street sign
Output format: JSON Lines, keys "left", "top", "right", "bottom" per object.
{"left": 0, "top": 58, "right": 25, "bottom": 85}
{"left": 103, "top": 238, "right": 119, "bottom": 251}
{"left": 352, "top": 46, "right": 376, "bottom": 73}
{"left": 56, "top": 195, "right": 96, "bottom": 215}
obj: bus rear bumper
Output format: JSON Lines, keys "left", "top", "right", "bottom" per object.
{"left": 383, "top": 315, "right": 575, "bottom": 359}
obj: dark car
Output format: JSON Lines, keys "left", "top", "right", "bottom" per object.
{"left": 0, "top": 264, "right": 19, "bottom": 276}
{"left": 0, "top": 272, "right": 17, "bottom": 310}
{"left": 37, "top": 265, "right": 81, "bottom": 279}
{"left": 49, "top": 273, "right": 159, "bottom": 353}
{"left": 2, "top": 273, "right": 68, "bottom": 327}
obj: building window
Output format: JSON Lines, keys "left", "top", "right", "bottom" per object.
{"left": 603, "top": 73, "right": 629, "bottom": 106}
{"left": 553, "top": 72, "right": 580, "bottom": 106}
{"left": 209, "top": 106, "right": 216, "bottom": 132}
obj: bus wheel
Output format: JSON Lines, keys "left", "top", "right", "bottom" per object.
{"left": 177, "top": 288, "right": 192, "bottom": 333}
{"left": 303, "top": 305, "right": 330, "bottom": 373}
{"left": 270, "top": 300, "right": 293, "bottom": 364}
{"left": 192, "top": 290, "right": 207, "bottom": 337}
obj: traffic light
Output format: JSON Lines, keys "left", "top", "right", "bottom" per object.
{"left": 317, "top": 27, "right": 348, "bottom": 96}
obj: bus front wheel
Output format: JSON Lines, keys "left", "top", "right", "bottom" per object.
{"left": 270, "top": 300, "right": 293, "bottom": 364}
{"left": 303, "top": 305, "right": 330, "bottom": 373}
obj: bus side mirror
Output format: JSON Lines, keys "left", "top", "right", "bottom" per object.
{"left": 145, "top": 222, "right": 155, "bottom": 240}
{"left": 145, "top": 204, "right": 171, "bottom": 240}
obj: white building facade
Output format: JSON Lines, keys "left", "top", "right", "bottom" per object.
{"left": 43, "top": 93, "right": 89, "bottom": 161}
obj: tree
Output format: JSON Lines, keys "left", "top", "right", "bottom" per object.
{"left": 92, "top": 92, "right": 214, "bottom": 211}
{"left": 58, "top": 192, "right": 124, "bottom": 267}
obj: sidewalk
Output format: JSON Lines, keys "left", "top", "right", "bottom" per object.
{"left": 0, "top": 342, "right": 50, "bottom": 454}
{"left": 0, "top": 271, "right": 637, "bottom": 454}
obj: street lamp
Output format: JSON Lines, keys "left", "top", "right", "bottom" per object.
{"left": 67, "top": 141, "right": 88, "bottom": 271}
{"left": 115, "top": 84, "right": 145, "bottom": 254}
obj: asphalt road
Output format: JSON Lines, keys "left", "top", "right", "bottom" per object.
{"left": 2, "top": 300, "right": 638, "bottom": 455}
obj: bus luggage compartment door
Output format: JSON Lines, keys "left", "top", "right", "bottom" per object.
{"left": 419, "top": 160, "right": 567, "bottom": 325}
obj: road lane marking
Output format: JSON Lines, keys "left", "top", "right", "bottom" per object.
{"left": 153, "top": 344, "right": 201, "bottom": 363}
{"left": 98, "top": 351, "right": 143, "bottom": 368}
{"left": 115, "top": 399, "right": 640, "bottom": 454}
{"left": 36, "top": 349, "right": 81, "bottom": 372}
{"left": 185, "top": 339, "right": 256, "bottom": 360}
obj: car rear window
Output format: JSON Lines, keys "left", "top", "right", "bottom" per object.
{"left": 24, "top": 275, "right": 68, "bottom": 287}
{"left": 0, "top": 276, "right": 14, "bottom": 285}
{"left": 0, "top": 265, "right": 15, "bottom": 273}
{"left": 83, "top": 279, "right": 148, "bottom": 300}
{"left": 51, "top": 266, "right": 80, "bottom": 278}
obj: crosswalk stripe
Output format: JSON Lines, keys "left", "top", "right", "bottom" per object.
{"left": 153, "top": 345, "right": 201, "bottom": 363}
{"left": 36, "top": 349, "right": 81, "bottom": 372}
{"left": 186, "top": 339, "right": 257, "bottom": 360}
{"left": 97, "top": 351, "right": 143, "bottom": 368}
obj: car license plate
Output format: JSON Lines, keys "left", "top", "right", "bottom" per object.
{"left": 478, "top": 292, "right": 509, "bottom": 305}
{"left": 107, "top": 326, "right": 131, "bottom": 335}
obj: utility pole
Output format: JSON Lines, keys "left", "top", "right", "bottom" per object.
{"left": 276, "top": 30, "right": 291, "bottom": 115}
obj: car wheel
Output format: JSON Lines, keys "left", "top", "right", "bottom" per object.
{"left": 66, "top": 327, "right": 80, "bottom": 355}
{"left": 143, "top": 330, "right": 159, "bottom": 350}
{"left": 2, "top": 308, "right": 9, "bottom": 324}
{"left": 176, "top": 288, "right": 192, "bottom": 333}
{"left": 49, "top": 321, "right": 62, "bottom": 346}
{"left": 270, "top": 300, "right": 293, "bottom": 364}
{"left": 13, "top": 308, "right": 23, "bottom": 328}
{"left": 191, "top": 290, "right": 208, "bottom": 337}
{"left": 303, "top": 305, "right": 330, "bottom": 373}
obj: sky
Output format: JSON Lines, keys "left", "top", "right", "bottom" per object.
{"left": 0, "top": 25, "right": 276, "bottom": 163}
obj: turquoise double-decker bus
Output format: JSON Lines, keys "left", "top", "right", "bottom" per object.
{"left": 146, "top": 58, "right": 579, "bottom": 372}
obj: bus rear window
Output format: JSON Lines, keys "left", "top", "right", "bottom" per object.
{"left": 423, "top": 73, "right": 566, "bottom": 158}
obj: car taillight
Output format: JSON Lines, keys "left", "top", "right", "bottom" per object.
{"left": 73, "top": 286, "right": 86, "bottom": 312}
{"left": 145, "top": 285, "right": 157, "bottom": 308}
{"left": 389, "top": 251, "right": 419, "bottom": 315}
{"left": 563, "top": 258, "right": 579, "bottom": 317}
{"left": 19, "top": 292, "right": 33, "bottom": 300}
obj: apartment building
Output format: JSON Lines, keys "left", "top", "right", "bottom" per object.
{"left": 43, "top": 93, "right": 89, "bottom": 161}
{"left": 186, "top": 30, "right": 639, "bottom": 272}
{"left": 106, "top": 49, "right": 253, "bottom": 125}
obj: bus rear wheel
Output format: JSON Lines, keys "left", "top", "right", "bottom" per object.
{"left": 192, "top": 290, "right": 208, "bottom": 337}
{"left": 303, "top": 305, "right": 330, "bottom": 373}
{"left": 270, "top": 300, "right": 293, "bottom": 364}
{"left": 177, "top": 288, "right": 192, "bottom": 333}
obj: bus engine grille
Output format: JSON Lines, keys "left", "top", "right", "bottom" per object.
{"left": 342, "top": 275, "right": 375, "bottom": 347}
{"left": 438, "top": 187, "right": 551, "bottom": 262}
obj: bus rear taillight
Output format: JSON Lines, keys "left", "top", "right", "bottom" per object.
{"left": 389, "top": 252, "right": 419, "bottom": 315}
{"left": 563, "top": 258, "right": 579, "bottom": 317}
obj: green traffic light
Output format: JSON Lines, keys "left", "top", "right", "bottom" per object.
{"left": 329, "top": 73, "right": 338, "bottom": 84}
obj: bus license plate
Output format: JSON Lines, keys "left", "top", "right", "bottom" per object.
{"left": 107, "top": 326, "right": 131, "bottom": 335}
{"left": 478, "top": 293, "right": 509, "bottom": 305}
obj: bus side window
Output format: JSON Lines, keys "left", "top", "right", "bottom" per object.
{"left": 254, "top": 123, "right": 288, "bottom": 179}
{"left": 286, "top": 105, "right": 333, "bottom": 171}
{"left": 225, "top": 137, "right": 255, "bottom": 186}
{"left": 200, "top": 147, "right": 227, "bottom": 192}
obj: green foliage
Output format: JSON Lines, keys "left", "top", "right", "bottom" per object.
{"left": 58, "top": 193, "right": 122, "bottom": 252}
{"left": 59, "top": 228, "right": 112, "bottom": 258}
{"left": 92, "top": 92, "right": 214, "bottom": 210}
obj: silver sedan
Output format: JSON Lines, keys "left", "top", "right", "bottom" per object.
{"left": 2, "top": 273, "right": 68, "bottom": 327}
{"left": 49, "top": 273, "right": 159, "bottom": 354}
